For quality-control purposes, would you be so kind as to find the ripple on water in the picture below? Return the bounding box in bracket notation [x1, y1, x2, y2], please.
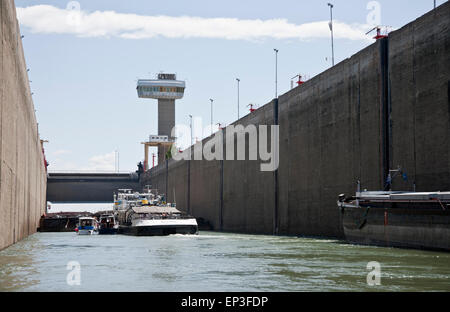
[0, 232, 449, 291]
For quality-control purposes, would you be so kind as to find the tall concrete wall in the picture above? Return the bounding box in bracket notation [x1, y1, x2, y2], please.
[222, 101, 276, 234]
[277, 41, 385, 237]
[389, 4, 450, 192]
[0, 0, 47, 250]
[142, 2, 450, 238]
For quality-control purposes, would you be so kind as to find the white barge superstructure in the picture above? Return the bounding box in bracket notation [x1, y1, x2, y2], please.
[114, 189, 198, 236]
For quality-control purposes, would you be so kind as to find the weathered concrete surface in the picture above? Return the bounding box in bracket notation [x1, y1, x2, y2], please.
[222, 101, 276, 234]
[145, 102, 277, 234]
[46, 173, 140, 202]
[389, 3, 450, 192]
[141, 2, 450, 239]
[0, 0, 47, 250]
[277, 41, 384, 237]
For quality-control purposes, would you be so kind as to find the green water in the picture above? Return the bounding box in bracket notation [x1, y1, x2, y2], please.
[0, 232, 448, 292]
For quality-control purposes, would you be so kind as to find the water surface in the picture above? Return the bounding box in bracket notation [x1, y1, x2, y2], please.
[0, 232, 448, 291]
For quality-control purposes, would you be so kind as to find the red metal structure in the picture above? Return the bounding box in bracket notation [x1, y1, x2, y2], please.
[366, 26, 389, 40]
[248, 104, 256, 113]
[40, 140, 49, 171]
[291, 74, 306, 89]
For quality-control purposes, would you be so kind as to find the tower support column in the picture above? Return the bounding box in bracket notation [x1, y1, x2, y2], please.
[158, 99, 175, 164]
[144, 144, 149, 171]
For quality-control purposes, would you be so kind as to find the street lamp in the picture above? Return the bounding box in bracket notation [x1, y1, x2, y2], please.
[327, 3, 335, 67]
[236, 78, 240, 120]
[209, 99, 214, 136]
[115, 150, 119, 173]
[274, 49, 279, 98]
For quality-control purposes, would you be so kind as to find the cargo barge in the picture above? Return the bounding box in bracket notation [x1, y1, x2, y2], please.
[338, 190, 450, 251]
[114, 189, 198, 236]
[38, 212, 87, 232]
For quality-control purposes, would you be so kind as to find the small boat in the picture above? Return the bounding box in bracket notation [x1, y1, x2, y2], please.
[75, 217, 99, 235]
[98, 214, 118, 235]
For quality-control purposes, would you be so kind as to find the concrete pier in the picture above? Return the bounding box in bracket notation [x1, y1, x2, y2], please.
[141, 2, 450, 238]
[0, 0, 47, 250]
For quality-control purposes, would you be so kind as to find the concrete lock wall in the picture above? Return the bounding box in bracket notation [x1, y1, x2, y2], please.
[277, 41, 385, 237]
[0, 0, 47, 251]
[389, 4, 450, 192]
[141, 3, 450, 238]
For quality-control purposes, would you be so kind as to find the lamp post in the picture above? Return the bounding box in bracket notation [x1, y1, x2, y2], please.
[115, 150, 119, 173]
[328, 3, 335, 67]
[209, 99, 214, 136]
[274, 49, 279, 98]
[236, 78, 240, 120]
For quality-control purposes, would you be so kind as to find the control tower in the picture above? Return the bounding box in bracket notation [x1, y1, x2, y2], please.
[137, 73, 185, 166]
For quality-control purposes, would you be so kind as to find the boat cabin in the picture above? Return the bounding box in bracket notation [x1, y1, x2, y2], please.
[78, 217, 97, 229]
[99, 215, 116, 229]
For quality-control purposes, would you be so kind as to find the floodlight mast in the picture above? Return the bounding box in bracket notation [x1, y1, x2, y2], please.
[327, 3, 335, 67]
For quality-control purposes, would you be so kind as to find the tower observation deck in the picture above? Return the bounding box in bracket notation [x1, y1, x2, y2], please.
[137, 73, 186, 166]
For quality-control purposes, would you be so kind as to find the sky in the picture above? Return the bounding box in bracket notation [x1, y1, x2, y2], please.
[15, 0, 447, 172]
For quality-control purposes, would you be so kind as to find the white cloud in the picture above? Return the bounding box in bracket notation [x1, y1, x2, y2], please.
[47, 151, 119, 172]
[16, 5, 372, 41]
[86, 151, 116, 171]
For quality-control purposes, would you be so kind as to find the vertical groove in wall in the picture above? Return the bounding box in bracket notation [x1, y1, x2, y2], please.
[412, 24, 418, 188]
[387, 39, 393, 175]
[380, 38, 390, 189]
[448, 79, 450, 179]
[187, 159, 191, 215]
[358, 61, 362, 180]
[448, 78, 450, 182]
[273, 99, 279, 235]
[219, 159, 224, 231]
[165, 159, 168, 200]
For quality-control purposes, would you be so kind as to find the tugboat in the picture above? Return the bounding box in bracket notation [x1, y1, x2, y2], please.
[338, 181, 450, 251]
[75, 217, 99, 235]
[98, 214, 118, 235]
[114, 189, 198, 236]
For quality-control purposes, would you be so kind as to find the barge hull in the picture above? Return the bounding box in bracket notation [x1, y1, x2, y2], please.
[342, 206, 450, 251]
[99, 228, 118, 235]
[118, 225, 198, 236]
